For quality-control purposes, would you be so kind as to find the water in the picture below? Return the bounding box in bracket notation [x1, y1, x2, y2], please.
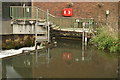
[1, 39, 118, 78]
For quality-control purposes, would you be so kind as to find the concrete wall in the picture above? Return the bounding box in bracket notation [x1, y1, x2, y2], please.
[2, 20, 13, 35]
[12, 24, 46, 34]
[12, 24, 35, 34]
[32, 2, 119, 33]
[1, 2, 31, 35]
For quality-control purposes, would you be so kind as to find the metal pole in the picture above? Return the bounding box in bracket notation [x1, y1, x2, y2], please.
[35, 49, 38, 64]
[82, 22, 85, 45]
[47, 9, 50, 43]
[23, 4, 26, 24]
[82, 41, 85, 61]
[85, 32, 87, 46]
[82, 22, 85, 61]
[47, 48, 50, 64]
[10, 6, 11, 17]
[82, 32, 85, 44]
[35, 8, 39, 49]
[35, 23, 37, 49]
[36, 8, 39, 21]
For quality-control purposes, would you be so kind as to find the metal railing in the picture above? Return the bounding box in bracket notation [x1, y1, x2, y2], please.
[10, 6, 46, 20]
[10, 6, 95, 30]
[49, 14, 95, 30]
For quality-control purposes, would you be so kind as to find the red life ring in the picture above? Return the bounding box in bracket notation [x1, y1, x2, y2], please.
[62, 8, 72, 17]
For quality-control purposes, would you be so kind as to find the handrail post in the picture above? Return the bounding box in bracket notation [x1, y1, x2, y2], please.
[82, 22, 85, 45]
[47, 9, 50, 43]
[10, 6, 11, 18]
[82, 21, 85, 61]
[23, 5, 26, 24]
[35, 7, 39, 49]
[36, 7, 39, 21]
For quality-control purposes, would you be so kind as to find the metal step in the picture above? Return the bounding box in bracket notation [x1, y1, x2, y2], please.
[38, 19, 46, 22]
[37, 22, 46, 26]
[51, 24, 56, 28]
[36, 36, 48, 42]
[36, 31, 47, 34]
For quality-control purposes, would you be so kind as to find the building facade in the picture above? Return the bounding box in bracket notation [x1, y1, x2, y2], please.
[32, 2, 119, 35]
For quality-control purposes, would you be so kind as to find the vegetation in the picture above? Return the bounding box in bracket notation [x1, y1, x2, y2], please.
[90, 26, 120, 53]
[2, 35, 35, 49]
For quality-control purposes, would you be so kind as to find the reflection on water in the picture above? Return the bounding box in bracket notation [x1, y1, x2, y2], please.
[1, 39, 118, 78]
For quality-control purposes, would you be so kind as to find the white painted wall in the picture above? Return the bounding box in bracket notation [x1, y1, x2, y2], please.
[12, 24, 47, 34]
[13, 24, 35, 34]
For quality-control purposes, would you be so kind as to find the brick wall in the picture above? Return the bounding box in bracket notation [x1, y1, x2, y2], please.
[32, 2, 118, 33]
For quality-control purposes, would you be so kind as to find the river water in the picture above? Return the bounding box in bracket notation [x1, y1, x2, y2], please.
[0, 39, 118, 78]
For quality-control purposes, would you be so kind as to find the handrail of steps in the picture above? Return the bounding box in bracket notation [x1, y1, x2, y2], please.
[10, 6, 96, 32]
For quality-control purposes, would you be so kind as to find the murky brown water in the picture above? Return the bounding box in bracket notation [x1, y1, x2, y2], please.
[1, 39, 118, 78]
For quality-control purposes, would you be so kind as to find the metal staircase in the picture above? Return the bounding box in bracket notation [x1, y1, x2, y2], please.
[35, 21, 50, 49]
[34, 9, 50, 49]
[10, 6, 51, 49]
[10, 6, 96, 49]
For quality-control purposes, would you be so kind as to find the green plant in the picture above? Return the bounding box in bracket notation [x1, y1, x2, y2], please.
[108, 40, 120, 53]
[90, 27, 119, 53]
[5, 39, 15, 49]
[24, 36, 33, 47]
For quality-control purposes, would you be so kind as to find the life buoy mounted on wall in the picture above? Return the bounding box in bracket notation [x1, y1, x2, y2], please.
[62, 8, 72, 17]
